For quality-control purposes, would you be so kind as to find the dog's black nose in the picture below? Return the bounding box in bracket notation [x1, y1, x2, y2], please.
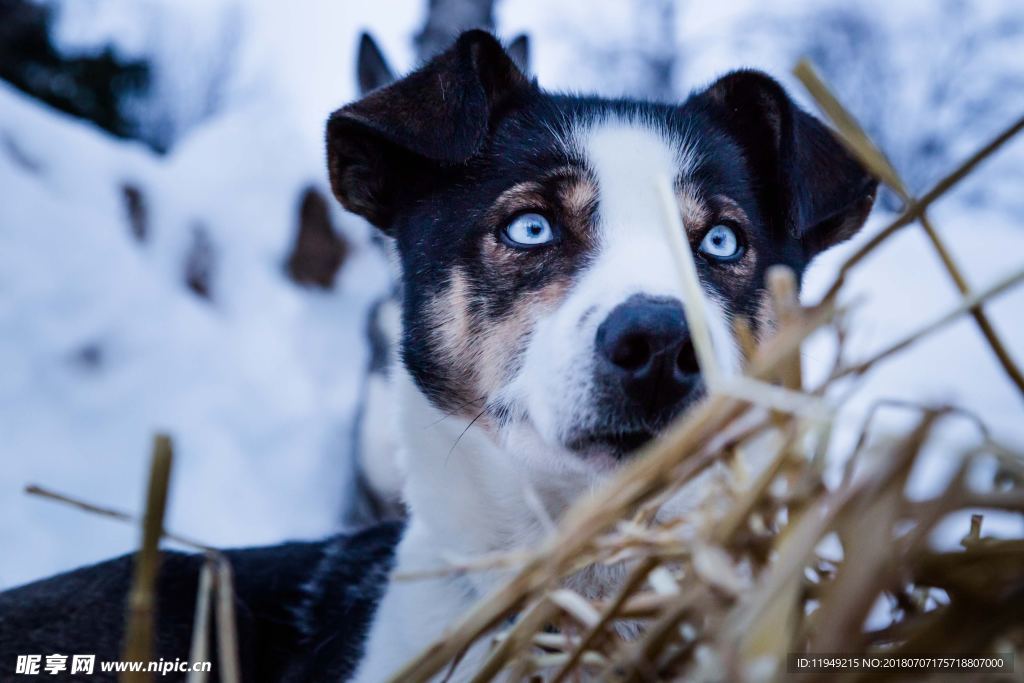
[595, 295, 700, 413]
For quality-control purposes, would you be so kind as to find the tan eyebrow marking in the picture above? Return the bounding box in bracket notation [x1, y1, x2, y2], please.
[493, 181, 546, 211]
[485, 181, 547, 228]
[677, 182, 710, 232]
[713, 194, 751, 225]
[558, 175, 598, 217]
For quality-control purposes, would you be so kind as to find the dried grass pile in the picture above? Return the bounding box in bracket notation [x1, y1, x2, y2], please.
[27, 62, 1024, 682]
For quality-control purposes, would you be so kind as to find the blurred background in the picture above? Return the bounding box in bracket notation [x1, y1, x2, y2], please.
[1, 0, 1022, 590]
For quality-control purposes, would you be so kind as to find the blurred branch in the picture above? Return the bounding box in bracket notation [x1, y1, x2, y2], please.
[25, 484, 214, 552]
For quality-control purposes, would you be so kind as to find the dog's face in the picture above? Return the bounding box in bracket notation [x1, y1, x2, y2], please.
[328, 32, 875, 468]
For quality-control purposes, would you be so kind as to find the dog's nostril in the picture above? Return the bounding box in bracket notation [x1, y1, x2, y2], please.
[676, 338, 699, 375]
[610, 333, 650, 371]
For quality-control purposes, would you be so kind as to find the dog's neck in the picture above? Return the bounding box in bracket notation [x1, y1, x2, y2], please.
[395, 367, 600, 581]
[353, 369, 612, 682]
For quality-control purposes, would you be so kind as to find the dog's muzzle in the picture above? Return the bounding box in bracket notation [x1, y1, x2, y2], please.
[574, 294, 703, 456]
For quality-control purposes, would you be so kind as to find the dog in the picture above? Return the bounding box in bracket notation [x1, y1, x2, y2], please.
[326, 30, 875, 681]
[0, 30, 875, 682]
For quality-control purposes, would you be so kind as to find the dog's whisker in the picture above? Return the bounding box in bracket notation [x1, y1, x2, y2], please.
[445, 406, 489, 464]
[425, 395, 488, 428]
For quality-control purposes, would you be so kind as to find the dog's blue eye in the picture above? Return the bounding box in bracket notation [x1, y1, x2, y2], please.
[503, 213, 554, 247]
[699, 224, 741, 261]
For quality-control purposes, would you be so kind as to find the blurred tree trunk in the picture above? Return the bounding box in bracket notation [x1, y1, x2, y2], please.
[415, 0, 495, 60]
[645, 0, 677, 101]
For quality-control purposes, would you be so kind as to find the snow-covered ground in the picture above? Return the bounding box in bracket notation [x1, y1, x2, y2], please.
[2, 0, 1021, 589]
[0, 0, 422, 588]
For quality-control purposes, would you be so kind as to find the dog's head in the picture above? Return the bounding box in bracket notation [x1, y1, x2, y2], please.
[328, 31, 875, 467]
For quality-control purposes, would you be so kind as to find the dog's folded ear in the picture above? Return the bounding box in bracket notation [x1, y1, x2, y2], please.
[696, 70, 877, 257]
[327, 30, 532, 231]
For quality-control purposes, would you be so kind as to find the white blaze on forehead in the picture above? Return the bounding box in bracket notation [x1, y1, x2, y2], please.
[583, 121, 687, 244]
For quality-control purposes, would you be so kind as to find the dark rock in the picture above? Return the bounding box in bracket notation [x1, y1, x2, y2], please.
[285, 187, 348, 289]
[184, 223, 216, 300]
[121, 183, 147, 242]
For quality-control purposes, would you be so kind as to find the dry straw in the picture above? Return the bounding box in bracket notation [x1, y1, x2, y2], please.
[24, 62, 1024, 682]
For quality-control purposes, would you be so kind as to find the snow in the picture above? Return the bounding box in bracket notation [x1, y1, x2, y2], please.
[2, 0, 1022, 588]
[0, 0, 418, 588]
